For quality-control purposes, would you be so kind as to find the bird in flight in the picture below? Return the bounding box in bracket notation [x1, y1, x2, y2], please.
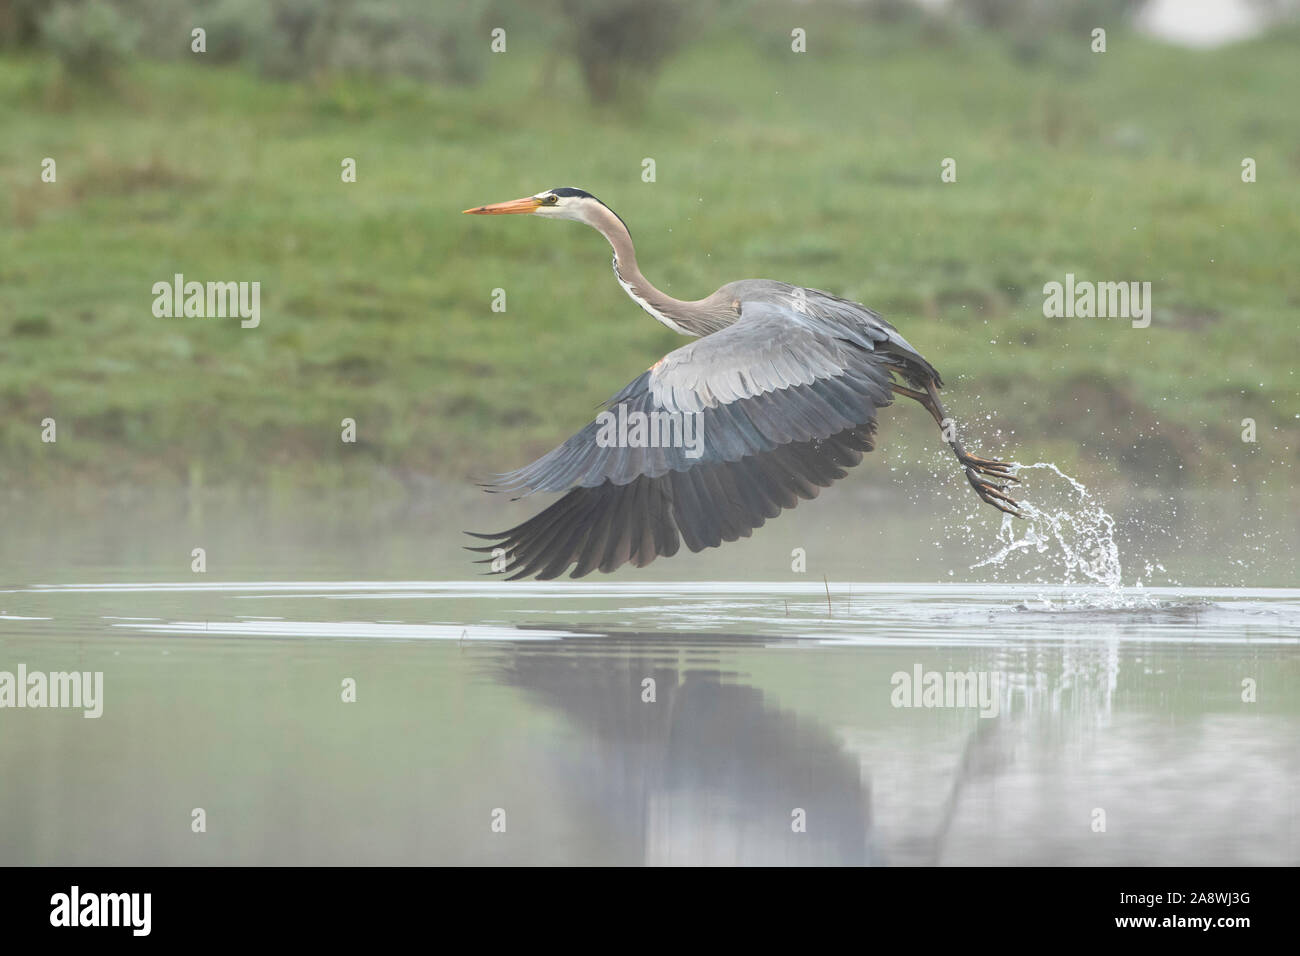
[463, 187, 1021, 580]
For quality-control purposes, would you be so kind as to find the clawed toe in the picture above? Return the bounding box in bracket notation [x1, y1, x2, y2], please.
[965, 467, 1024, 518]
[959, 453, 1020, 483]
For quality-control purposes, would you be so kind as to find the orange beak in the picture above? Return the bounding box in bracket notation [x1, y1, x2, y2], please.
[462, 196, 542, 215]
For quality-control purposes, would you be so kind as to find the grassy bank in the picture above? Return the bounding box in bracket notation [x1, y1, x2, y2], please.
[1, 18, 1297, 497]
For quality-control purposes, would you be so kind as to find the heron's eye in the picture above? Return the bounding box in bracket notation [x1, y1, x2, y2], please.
[543, 194, 559, 205]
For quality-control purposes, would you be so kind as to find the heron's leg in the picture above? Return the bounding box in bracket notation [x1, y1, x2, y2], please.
[892, 380, 1024, 517]
[920, 380, 1019, 477]
[890, 383, 932, 410]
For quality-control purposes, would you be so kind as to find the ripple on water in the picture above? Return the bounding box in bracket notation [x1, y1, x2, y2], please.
[3, 580, 1298, 646]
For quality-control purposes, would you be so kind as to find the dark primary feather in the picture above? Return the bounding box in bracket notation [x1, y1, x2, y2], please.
[469, 288, 940, 580]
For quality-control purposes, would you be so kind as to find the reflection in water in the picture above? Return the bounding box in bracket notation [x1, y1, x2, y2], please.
[0, 581, 1296, 865]
[921, 718, 1017, 867]
[495, 637, 872, 865]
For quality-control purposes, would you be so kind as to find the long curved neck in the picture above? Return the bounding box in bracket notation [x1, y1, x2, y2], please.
[586, 203, 733, 337]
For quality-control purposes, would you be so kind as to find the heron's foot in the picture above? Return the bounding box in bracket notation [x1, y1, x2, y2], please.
[956, 450, 1020, 483]
[965, 467, 1024, 518]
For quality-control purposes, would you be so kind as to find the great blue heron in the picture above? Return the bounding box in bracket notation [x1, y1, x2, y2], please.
[463, 187, 1021, 580]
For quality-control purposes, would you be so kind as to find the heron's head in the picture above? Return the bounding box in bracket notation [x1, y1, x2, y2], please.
[462, 187, 618, 227]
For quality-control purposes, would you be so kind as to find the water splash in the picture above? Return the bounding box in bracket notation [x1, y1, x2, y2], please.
[971, 462, 1130, 604]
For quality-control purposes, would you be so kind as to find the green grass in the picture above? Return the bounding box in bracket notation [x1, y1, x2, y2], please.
[2, 17, 1298, 495]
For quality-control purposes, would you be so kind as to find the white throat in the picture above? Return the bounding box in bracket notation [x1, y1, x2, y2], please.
[612, 255, 689, 335]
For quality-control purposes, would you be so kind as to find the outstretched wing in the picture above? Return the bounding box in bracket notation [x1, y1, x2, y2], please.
[469, 295, 928, 580]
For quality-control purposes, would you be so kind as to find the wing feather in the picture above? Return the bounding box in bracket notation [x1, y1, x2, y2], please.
[470, 292, 932, 579]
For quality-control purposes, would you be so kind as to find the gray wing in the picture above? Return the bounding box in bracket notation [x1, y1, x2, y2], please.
[469, 295, 936, 580]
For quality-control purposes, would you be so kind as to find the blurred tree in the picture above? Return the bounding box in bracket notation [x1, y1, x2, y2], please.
[556, 0, 691, 104]
[1244, 0, 1300, 21]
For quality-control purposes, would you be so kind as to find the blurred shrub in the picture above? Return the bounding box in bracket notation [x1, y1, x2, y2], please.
[0, 0, 47, 50]
[192, 0, 278, 65]
[952, 0, 1148, 65]
[953, 0, 1148, 32]
[556, 0, 690, 104]
[25, 0, 491, 85]
[39, 0, 139, 80]
[191, 0, 490, 84]
[862, 0, 927, 23]
[318, 0, 485, 84]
